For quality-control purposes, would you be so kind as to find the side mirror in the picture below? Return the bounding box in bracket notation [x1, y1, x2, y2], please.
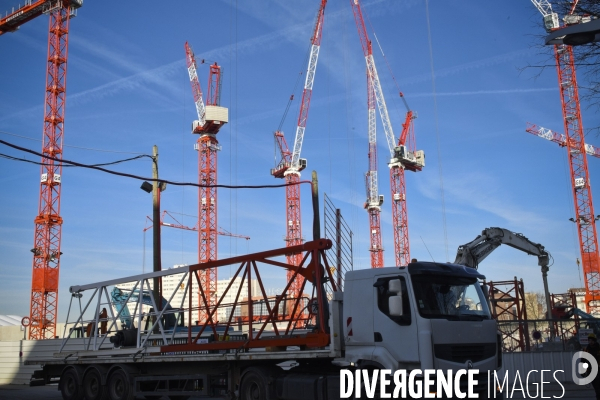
[388, 279, 404, 317]
[388, 279, 402, 295]
[389, 295, 403, 317]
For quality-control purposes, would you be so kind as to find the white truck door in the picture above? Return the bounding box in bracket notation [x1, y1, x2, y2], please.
[372, 276, 420, 368]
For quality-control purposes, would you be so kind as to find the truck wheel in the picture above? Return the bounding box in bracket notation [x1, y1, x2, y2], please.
[239, 369, 271, 400]
[108, 369, 133, 400]
[60, 368, 82, 400]
[83, 368, 107, 400]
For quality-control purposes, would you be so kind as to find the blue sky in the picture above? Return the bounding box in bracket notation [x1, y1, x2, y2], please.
[1, 0, 599, 320]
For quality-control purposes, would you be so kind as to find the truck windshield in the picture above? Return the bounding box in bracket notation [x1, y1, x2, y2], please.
[411, 276, 491, 320]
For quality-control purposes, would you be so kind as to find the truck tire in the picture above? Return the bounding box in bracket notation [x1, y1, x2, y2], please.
[83, 368, 108, 400]
[239, 369, 273, 400]
[107, 369, 133, 400]
[60, 368, 83, 400]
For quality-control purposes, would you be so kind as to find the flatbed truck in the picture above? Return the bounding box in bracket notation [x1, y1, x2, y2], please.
[27, 239, 501, 400]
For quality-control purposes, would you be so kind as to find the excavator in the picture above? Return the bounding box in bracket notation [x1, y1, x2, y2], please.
[454, 227, 550, 271]
[453, 227, 600, 349]
[454, 227, 552, 322]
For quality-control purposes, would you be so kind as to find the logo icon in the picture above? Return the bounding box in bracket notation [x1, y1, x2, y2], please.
[572, 351, 599, 385]
[466, 360, 474, 370]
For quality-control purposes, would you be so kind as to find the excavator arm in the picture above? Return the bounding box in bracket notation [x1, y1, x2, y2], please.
[455, 227, 550, 270]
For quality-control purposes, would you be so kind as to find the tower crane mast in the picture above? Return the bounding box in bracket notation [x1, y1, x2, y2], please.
[530, 0, 600, 313]
[350, 0, 424, 267]
[351, 0, 385, 268]
[1, 0, 82, 340]
[390, 110, 422, 266]
[271, 0, 326, 298]
[185, 42, 228, 323]
[364, 73, 384, 268]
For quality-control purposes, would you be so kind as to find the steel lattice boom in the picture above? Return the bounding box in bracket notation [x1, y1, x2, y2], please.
[61, 239, 337, 355]
[526, 123, 600, 159]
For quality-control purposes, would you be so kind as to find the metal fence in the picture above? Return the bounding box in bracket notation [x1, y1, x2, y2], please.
[497, 318, 582, 352]
[323, 193, 353, 291]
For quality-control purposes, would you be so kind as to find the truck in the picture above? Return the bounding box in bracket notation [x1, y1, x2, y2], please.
[26, 237, 502, 400]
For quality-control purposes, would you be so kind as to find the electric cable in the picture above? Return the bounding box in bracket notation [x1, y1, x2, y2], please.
[0, 152, 148, 167]
[0, 139, 307, 189]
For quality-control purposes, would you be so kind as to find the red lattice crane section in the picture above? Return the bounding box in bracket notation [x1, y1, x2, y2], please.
[526, 121, 599, 313]
[390, 111, 421, 267]
[272, 0, 326, 297]
[2, 0, 82, 340]
[185, 42, 228, 323]
[530, 0, 600, 314]
[552, 48, 599, 314]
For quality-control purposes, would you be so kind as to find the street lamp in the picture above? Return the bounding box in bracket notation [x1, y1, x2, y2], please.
[140, 181, 152, 193]
[545, 18, 600, 46]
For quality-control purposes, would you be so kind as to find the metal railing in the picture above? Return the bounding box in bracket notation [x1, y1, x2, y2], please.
[497, 318, 583, 352]
[323, 193, 353, 291]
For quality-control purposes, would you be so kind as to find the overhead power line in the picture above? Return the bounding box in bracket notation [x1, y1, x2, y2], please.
[0, 152, 148, 167]
[0, 139, 305, 190]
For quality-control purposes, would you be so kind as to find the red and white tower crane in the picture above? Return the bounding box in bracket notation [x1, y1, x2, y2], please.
[531, 0, 600, 313]
[1, 0, 82, 340]
[185, 42, 228, 323]
[350, 0, 424, 268]
[271, 0, 326, 299]
[391, 108, 422, 267]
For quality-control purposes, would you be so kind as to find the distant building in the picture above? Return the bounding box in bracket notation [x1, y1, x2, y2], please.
[0, 315, 26, 341]
[0, 315, 22, 327]
[216, 277, 260, 321]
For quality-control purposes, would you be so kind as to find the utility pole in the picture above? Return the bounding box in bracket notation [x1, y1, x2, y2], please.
[152, 145, 161, 312]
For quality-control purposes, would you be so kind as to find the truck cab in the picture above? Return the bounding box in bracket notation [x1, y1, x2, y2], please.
[342, 261, 500, 393]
